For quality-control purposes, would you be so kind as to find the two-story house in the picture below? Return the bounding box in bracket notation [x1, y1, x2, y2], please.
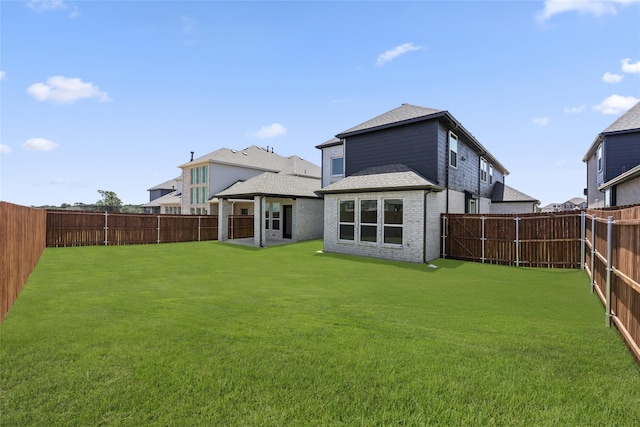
[316, 103, 536, 263]
[583, 101, 640, 208]
[142, 177, 181, 214]
[179, 145, 323, 245]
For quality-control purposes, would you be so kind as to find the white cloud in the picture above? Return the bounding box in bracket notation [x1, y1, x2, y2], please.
[602, 72, 623, 83]
[22, 137, 59, 152]
[376, 43, 422, 67]
[537, 0, 639, 22]
[27, 76, 110, 104]
[563, 105, 585, 113]
[593, 94, 640, 114]
[250, 123, 287, 139]
[27, 0, 68, 12]
[621, 58, 640, 73]
[0, 144, 12, 154]
[0, 71, 6, 81]
[532, 117, 550, 126]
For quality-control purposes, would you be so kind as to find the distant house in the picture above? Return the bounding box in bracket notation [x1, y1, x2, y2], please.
[178, 145, 320, 216]
[540, 197, 586, 213]
[490, 182, 539, 214]
[142, 177, 181, 214]
[317, 103, 537, 263]
[583, 101, 640, 208]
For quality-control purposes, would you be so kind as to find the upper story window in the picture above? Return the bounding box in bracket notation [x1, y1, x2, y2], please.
[190, 165, 209, 184]
[480, 158, 488, 182]
[449, 132, 458, 168]
[597, 144, 603, 171]
[489, 165, 493, 184]
[331, 157, 344, 176]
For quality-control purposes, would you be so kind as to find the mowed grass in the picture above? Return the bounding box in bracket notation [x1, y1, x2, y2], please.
[1, 241, 639, 426]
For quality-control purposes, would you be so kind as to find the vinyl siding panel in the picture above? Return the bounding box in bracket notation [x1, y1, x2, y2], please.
[604, 132, 640, 182]
[345, 121, 440, 184]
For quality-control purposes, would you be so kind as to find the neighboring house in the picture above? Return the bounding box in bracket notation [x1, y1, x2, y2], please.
[177, 145, 320, 216]
[583, 101, 640, 208]
[490, 182, 539, 214]
[142, 177, 181, 214]
[317, 103, 534, 263]
[539, 203, 562, 213]
[539, 197, 586, 213]
[562, 197, 587, 211]
[215, 172, 323, 246]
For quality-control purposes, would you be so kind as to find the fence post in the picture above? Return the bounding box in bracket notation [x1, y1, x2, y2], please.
[104, 211, 108, 246]
[605, 216, 613, 327]
[441, 215, 447, 258]
[157, 215, 161, 244]
[198, 216, 201, 242]
[590, 214, 596, 293]
[481, 216, 485, 263]
[514, 217, 520, 267]
[580, 211, 585, 269]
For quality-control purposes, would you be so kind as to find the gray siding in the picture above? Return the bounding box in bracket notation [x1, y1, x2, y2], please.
[345, 121, 440, 184]
[604, 132, 640, 182]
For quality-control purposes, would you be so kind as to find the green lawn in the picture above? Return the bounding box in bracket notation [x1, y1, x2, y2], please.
[2, 240, 639, 426]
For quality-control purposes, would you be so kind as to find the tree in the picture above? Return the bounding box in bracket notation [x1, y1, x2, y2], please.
[96, 190, 123, 212]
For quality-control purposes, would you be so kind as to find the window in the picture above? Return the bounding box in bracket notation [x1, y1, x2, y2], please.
[241, 208, 249, 215]
[331, 157, 344, 176]
[449, 131, 458, 168]
[480, 158, 488, 182]
[272, 202, 281, 230]
[360, 200, 378, 243]
[489, 165, 493, 184]
[339, 200, 355, 240]
[383, 199, 403, 245]
[468, 199, 477, 214]
[265, 203, 270, 229]
[597, 144, 603, 171]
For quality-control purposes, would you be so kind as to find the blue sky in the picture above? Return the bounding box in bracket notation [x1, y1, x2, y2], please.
[1, 0, 639, 207]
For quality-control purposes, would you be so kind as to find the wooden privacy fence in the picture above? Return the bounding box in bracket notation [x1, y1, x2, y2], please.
[227, 215, 254, 239]
[441, 212, 582, 268]
[47, 211, 219, 247]
[1, 202, 46, 323]
[584, 206, 640, 363]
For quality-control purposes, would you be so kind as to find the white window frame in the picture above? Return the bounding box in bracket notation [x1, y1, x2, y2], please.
[480, 158, 488, 182]
[359, 199, 378, 243]
[383, 199, 403, 246]
[449, 131, 458, 168]
[597, 144, 603, 171]
[338, 200, 355, 241]
[330, 157, 344, 177]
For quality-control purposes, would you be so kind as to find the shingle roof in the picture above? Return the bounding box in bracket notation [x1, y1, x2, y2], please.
[318, 164, 444, 194]
[603, 101, 640, 133]
[336, 104, 443, 137]
[141, 190, 181, 207]
[214, 172, 322, 199]
[178, 145, 321, 178]
[147, 177, 179, 191]
[315, 137, 342, 149]
[584, 101, 640, 161]
[491, 182, 539, 203]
